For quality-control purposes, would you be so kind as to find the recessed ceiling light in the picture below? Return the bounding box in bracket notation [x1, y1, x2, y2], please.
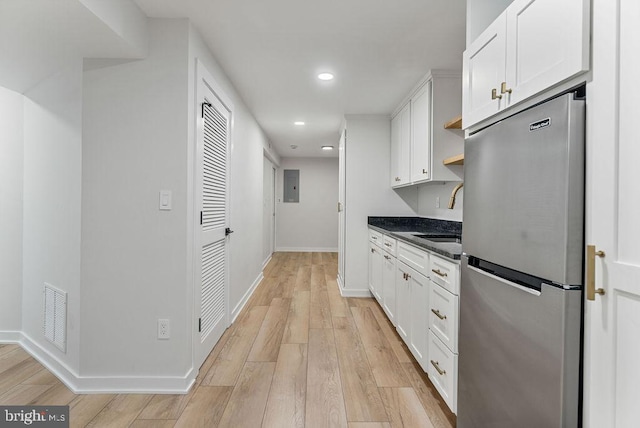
[294, 121, 305, 126]
[322, 145, 334, 151]
[318, 72, 334, 81]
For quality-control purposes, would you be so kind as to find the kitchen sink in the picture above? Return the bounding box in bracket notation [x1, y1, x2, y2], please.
[412, 234, 461, 243]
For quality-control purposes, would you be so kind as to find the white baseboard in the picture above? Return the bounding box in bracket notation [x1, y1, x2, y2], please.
[12, 333, 196, 394]
[262, 254, 272, 270]
[339, 288, 373, 298]
[275, 247, 338, 253]
[231, 272, 263, 323]
[0, 331, 22, 343]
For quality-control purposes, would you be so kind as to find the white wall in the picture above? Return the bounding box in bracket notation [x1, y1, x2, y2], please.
[416, 182, 463, 222]
[81, 20, 190, 378]
[0, 86, 24, 333]
[276, 157, 339, 252]
[22, 60, 84, 373]
[343, 115, 417, 295]
[188, 23, 273, 320]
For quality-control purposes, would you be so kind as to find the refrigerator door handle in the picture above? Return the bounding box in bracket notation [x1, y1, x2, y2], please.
[466, 265, 542, 296]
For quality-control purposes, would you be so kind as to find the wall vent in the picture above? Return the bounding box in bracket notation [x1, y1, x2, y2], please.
[43, 283, 67, 352]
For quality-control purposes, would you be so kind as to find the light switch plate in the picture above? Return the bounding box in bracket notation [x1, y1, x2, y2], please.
[159, 190, 172, 210]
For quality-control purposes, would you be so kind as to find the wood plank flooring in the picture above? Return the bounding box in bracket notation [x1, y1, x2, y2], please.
[0, 252, 455, 427]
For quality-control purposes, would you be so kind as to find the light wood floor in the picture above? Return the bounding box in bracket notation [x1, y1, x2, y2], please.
[0, 252, 455, 428]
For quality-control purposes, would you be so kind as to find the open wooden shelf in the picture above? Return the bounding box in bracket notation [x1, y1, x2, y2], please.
[443, 153, 464, 165]
[444, 115, 462, 129]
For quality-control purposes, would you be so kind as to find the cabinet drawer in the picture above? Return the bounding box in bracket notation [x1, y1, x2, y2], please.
[428, 331, 458, 413]
[429, 254, 459, 295]
[369, 229, 383, 247]
[382, 235, 397, 256]
[429, 282, 459, 353]
[397, 242, 429, 277]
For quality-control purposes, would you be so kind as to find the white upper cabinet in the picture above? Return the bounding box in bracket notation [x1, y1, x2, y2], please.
[390, 102, 411, 186]
[410, 82, 432, 183]
[463, 0, 590, 128]
[391, 70, 464, 189]
[462, 13, 507, 127]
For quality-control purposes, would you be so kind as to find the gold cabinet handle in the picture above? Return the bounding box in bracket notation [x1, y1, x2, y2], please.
[500, 81, 512, 94]
[587, 245, 605, 301]
[491, 88, 502, 100]
[430, 360, 446, 376]
[384, 242, 392, 247]
[395, 177, 401, 182]
[431, 308, 447, 320]
[371, 248, 375, 253]
[422, 169, 428, 174]
[431, 269, 448, 278]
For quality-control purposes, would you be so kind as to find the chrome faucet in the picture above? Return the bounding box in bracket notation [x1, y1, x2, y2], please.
[448, 182, 464, 209]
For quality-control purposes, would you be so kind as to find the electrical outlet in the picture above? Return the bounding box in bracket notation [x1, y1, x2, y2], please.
[158, 319, 170, 339]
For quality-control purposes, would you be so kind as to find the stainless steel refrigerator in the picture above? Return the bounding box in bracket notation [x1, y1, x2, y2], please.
[458, 91, 585, 427]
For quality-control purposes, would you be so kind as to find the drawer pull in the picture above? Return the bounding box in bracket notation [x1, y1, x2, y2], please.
[372, 236, 378, 240]
[431, 360, 446, 376]
[431, 308, 447, 320]
[384, 255, 391, 260]
[384, 242, 392, 247]
[431, 268, 448, 278]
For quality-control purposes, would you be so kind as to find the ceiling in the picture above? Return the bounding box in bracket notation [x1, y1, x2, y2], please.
[134, 0, 467, 158]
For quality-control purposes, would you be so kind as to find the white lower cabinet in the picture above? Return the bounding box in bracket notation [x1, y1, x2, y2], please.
[368, 242, 383, 302]
[408, 266, 429, 371]
[428, 330, 458, 413]
[396, 261, 428, 370]
[382, 253, 397, 326]
[395, 263, 411, 342]
[368, 228, 460, 414]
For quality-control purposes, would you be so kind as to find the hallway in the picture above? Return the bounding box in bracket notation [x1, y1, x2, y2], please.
[0, 252, 455, 427]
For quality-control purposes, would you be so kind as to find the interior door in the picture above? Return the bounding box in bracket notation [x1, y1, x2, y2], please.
[194, 61, 232, 369]
[337, 129, 346, 288]
[584, 0, 640, 426]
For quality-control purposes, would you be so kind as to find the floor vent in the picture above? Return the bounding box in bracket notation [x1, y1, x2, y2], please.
[43, 283, 67, 352]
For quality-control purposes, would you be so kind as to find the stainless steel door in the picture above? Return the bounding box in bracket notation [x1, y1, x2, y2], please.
[463, 92, 585, 285]
[458, 255, 582, 428]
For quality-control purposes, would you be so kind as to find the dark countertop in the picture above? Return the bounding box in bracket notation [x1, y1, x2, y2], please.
[368, 217, 462, 260]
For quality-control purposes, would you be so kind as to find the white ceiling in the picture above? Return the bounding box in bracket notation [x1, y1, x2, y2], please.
[134, 0, 467, 158]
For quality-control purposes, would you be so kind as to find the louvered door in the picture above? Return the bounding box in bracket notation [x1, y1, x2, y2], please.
[194, 61, 232, 369]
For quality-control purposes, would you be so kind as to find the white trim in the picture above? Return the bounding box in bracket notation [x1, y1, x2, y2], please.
[2, 333, 197, 394]
[275, 247, 338, 253]
[262, 255, 272, 270]
[231, 272, 263, 323]
[339, 288, 374, 298]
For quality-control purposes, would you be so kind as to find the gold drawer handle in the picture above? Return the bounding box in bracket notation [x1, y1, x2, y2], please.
[384, 242, 392, 247]
[431, 269, 448, 278]
[586, 245, 605, 301]
[431, 308, 447, 320]
[431, 360, 446, 376]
